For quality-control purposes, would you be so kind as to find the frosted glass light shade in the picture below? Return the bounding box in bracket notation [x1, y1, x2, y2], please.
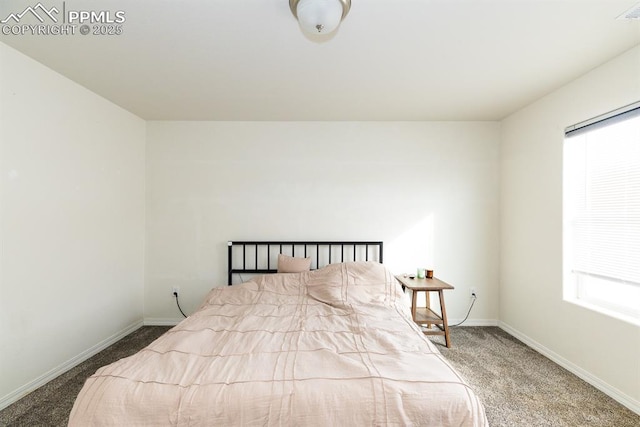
[296, 0, 344, 34]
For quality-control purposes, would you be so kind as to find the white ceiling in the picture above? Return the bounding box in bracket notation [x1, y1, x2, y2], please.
[1, 0, 639, 121]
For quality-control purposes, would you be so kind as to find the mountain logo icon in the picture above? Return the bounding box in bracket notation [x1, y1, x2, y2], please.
[1, 2, 59, 24]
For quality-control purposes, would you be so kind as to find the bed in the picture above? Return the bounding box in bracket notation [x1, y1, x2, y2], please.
[69, 241, 487, 426]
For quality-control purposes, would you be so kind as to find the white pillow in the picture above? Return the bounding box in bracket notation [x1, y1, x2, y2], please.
[277, 254, 312, 273]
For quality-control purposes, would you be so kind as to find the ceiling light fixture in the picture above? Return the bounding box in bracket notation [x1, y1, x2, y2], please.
[289, 0, 351, 35]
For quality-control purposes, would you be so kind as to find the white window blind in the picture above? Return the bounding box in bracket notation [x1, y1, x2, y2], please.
[563, 102, 640, 323]
[565, 105, 640, 286]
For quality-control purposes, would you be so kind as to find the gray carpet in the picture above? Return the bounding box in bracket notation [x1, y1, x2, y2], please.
[0, 326, 170, 427]
[433, 327, 639, 427]
[1, 326, 638, 426]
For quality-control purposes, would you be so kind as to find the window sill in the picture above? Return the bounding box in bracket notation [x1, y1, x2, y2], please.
[564, 297, 640, 327]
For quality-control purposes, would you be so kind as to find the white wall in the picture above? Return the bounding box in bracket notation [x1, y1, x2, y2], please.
[500, 45, 640, 410]
[0, 43, 146, 406]
[145, 121, 500, 324]
[2, 35, 637, 415]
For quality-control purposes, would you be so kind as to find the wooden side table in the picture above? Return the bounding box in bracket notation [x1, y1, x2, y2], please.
[395, 275, 455, 348]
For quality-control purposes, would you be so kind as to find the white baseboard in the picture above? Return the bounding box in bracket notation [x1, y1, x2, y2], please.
[498, 321, 640, 415]
[144, 318, 181, 326]
[0, 319, 143, 411]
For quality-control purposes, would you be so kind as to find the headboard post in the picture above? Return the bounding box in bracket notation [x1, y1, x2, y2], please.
[227, 241, 233, 288]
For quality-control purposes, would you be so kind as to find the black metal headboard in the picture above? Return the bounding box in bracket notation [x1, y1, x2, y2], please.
[228, 241, 383, 285]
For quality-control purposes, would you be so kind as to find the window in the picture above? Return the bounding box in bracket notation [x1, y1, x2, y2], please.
[563, 102, 640, 325]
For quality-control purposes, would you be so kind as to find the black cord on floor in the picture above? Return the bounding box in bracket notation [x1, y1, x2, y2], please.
[450, 295, 477, 327]
[174, 292, 187, 318]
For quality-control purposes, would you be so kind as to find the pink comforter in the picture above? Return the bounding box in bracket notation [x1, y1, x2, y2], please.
[69, 262, 487, 426]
